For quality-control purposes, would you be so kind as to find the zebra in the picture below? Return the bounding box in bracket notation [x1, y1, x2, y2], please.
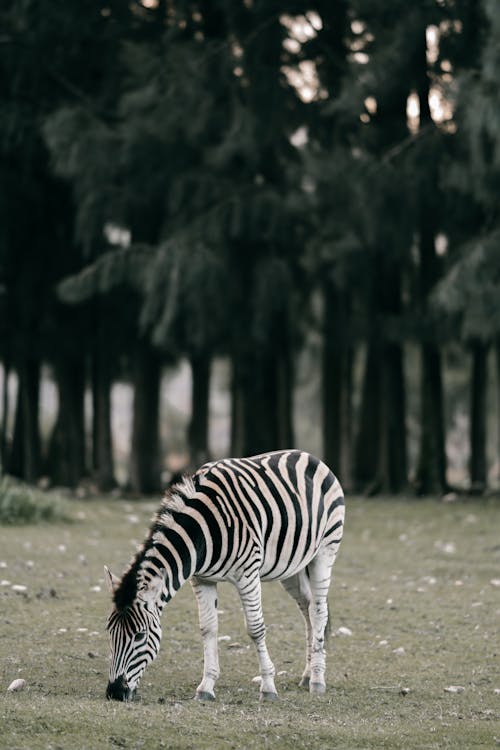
[105, 449, 345, 702]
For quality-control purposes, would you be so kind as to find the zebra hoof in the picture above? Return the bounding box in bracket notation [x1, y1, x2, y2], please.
[195, 691, 216, 702]
[310, 682, 326, 695]
[299, 676, 310, 689]
[260, 691, 279, 701]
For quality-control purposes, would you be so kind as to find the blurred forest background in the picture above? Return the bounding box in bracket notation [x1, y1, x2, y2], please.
[1, 0, 500, 497]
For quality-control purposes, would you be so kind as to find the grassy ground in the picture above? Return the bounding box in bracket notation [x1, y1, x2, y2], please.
[0, 495, 499, 750]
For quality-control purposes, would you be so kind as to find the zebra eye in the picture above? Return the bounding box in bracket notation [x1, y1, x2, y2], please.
[133, 631, 147, 644]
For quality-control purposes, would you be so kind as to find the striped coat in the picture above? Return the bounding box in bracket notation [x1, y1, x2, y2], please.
[105, 450, 345, 701]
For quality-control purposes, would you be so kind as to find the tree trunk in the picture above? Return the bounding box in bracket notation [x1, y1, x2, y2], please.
[378, 340, 407, 493]
[8, 374, 24, 478]
[322, 280, 352, 484]
[188, 353, 211, 467]
[469, 340, 488, 492]
[91, 347, 115, 491]
[47, 357, 86, 487]
[231, 338, 293, 459]
[353, 343, 381, 491]
[130, 341, 161, 494]
[415, 343, 447, 494]
[497, 338, 500, 486]
[354, 262, 407, 495]
[21, 358, 41, 483]
[0, 359, 10, 473]
[275, 348, 294, 450]
[413, 23, 447, 495]
[230, 355, 246, 457]
[8, 358, 41, 482]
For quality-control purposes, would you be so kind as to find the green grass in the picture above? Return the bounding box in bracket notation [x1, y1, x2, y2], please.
[1, 496, 499, 749]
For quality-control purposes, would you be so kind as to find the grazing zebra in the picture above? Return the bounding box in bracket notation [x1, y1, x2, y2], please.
[105, 449, 345, 702]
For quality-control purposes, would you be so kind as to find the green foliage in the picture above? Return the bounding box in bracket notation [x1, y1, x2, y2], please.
[140, 240, 228, 355]
[57, 245, 151, 304]
[433, 230, 500, 341]
[0, 476, 69, 525]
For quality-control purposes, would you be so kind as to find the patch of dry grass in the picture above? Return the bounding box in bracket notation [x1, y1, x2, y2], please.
[1, 496, 499, 749]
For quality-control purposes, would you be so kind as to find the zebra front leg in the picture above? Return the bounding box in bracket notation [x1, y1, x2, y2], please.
[307, 547, 336, 695]
[236, 574, 278, 701]
[191, 577, 220, 701]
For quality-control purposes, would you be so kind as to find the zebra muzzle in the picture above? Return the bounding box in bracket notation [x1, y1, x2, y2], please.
[106, 675, 135, 702]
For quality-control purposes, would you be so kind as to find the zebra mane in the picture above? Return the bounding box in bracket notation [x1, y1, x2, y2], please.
[112, 474, 196, 612]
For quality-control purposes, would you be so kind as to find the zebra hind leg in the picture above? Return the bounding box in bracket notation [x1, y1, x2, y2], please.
[236, 574, 278, 701]
[306, 545, 337, 695]
[191, 578, 220, 701]
[280, 571, 313, 689]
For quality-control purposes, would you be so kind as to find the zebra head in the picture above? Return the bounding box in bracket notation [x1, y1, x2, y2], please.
[104, 566, 163, 701]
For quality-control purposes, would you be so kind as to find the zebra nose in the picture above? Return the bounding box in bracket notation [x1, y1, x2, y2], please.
[106, 675, 134, 701]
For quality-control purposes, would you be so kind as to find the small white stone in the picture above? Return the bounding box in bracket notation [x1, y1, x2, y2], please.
[218, 635, 231, 642]
[90, 585, 101, 592]
[1, 580, 11, 586]
[490, 579, 500, 588]
[58, 544, 66, 552]
[0, 561, 7, 568]
[434, 540, 456, 555]
[392, 647, 405, 656]
[11, 585, 27, 592]
[336, 626, 353, 637]
[494, 688, 500, 695]
[444, 685, 465, 693]
[76, 628, 88, 633]
[252, 675, 262, 684]
[7, 679, 26, 692]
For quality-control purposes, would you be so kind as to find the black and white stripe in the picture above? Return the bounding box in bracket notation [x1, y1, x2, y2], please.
[105, 450, 345, 701]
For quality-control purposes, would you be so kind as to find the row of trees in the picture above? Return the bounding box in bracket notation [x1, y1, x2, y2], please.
[1, 0, 499, 495]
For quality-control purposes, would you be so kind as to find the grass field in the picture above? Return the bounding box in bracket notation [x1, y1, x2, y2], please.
[1, 495, 499, 749]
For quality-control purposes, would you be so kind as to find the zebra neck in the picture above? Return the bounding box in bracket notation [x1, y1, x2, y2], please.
[139, 519, 206, 604]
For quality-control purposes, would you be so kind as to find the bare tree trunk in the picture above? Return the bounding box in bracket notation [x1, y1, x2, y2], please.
[230, 354, 246, 457]
[379, 340, 407, 493]
[0, 359, 10, 473]
[188, 353, 211, 467]
[91, 345, 115, 491]
[415, 343, 447, 494]
[47, 357, 86, 487]
[354, 343, 381, 491]
[8, 358, 41, 482]
[276, 349, 294, 450]
[497, 339, 500, 486]
[469, 340, 488, 492]
[231, 341, 293, 459]
[322, 280, 352, 484]
[412, 25, 447, 495]
[130, 341, 161, 494]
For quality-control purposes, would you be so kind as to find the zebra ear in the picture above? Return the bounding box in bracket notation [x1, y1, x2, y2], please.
[137, 576, 164, 605]
[104, 565, 120, 594]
